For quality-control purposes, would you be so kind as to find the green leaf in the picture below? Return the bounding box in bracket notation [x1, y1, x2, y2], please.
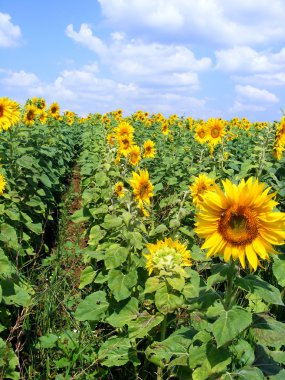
[128, 312, 164, 339]
[0, 223, 19, 250]
[155, 284, 184, 314]
[146, 327, 195, 368]
[104, 244, 129, 269]
[0, 249, 14, 275]
[38, 333, 58, 348]
[74, 291, 109, 321]
[95, 172, 108, 187]
[224, 367, 264, 380]
[235, 274, 284, 305]
[144, 277, 163, 294]
[25, 222, 42, 235]
[79, 266, 96, 289]
[88, 225, 107, 246]
[101, 214, 122, 230]
[106, 297, 138, 328]
[71, 208, 90, 223]
[212, 306, 252, 347]
[1, 280, 31, 307]
[98, 337, 132, 367]
[167, 275, 185, 291]
[272, 255, 285, 287]
[230, 339, 255, 367]
[108, 269, 137, 301]
[39, 173, 52, 188]
[251, 313, 285, 348]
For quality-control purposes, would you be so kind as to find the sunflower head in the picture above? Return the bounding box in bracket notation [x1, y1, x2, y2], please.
[24, 104, 38, 126]
[143, 139, 156, 158]
[0, 97, 20, 131]
[205, 118, 226, 145]
[195, 177, 285, 271]
[48, 102, 60, 116]
[189, 174, 215, 206]
[128, 145, 141, 166]
[130, 169, 154, 216]
[195, 122, 207, 144]
[145, 238, 191, 275]
[114, 181, 125, 198]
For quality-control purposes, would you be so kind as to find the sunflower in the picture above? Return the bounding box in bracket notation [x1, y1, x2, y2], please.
[144, 237, 191, 275]
[195, 122, 207, 144]
[118, 135, 133, 156]
[48, 102, 60, 117]
[161, 122, 169, 135]
[128, 145, 141, 166]
[273, 117, 285, 160]
[24, 104, 38, 126]
[114, 182, 125, 198]
[0, 97, 20, 131]
[143, 140, 156, 158]
[38, 110, 47, 125]
[115, 121, 134, 140]
[130, 169, 154, 216]
[205, 118, 226, 146]
[0, 174, 6, 195]
[189, 174, 215, 206]
[107, 133, 116, 145]
[195, 177, 285, 270]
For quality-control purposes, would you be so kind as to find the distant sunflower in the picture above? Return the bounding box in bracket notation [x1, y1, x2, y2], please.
[195, 122, 207, 144]
[0, 97, 20, 131]
[107, 133, 116, 145]
[130, 169, 154, 216]
[144, 238, 191, 275]
[143, 140, 156, 158]
[114, 182, 125, 198]
[24, 104, 38, 126]
[48, 102, 60, 117]
[205, 118, 226, 146]
[189, 174, 215, 206]
[118, 135, 133, 156]
[195, 177, 285, 270]
[128, 145, 141, 166]
[38, 110, 47, 125]
[161, 122, 169, 135]
[0, 174, 6, 195]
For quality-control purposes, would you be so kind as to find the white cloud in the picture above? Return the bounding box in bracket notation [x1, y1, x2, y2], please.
[0, 13, 21, 47]
[235, 85, 279, 103]
[65, 24, 212, 90]
[97, 0, 285, 46]
[229, 84, 279, 117]
[215, 46, 285, 73]
[0, 66, 209, 117]
[2, 70, 40, 87]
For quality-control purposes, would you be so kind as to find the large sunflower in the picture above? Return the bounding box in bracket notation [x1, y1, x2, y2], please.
[144, 237, 191, 275]
[0, 97, 20, 131]
[130, 169, 154, 216]
[115, 121, 134, 140]
[195, 177, 285, 270]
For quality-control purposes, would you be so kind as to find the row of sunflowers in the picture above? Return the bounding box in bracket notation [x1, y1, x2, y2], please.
[1, 96, 285, 379]
[68, 109, 285, 379]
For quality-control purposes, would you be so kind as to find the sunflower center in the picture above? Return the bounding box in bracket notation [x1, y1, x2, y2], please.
[139, 181, 150, 198]
[198, 130, 206, 138]
[0, 105, 4, 117]
[218, 206, 258, 245]
[27, 110, 35, 120]
[51, 107, 57, 114]
[211, 127, 220, 138]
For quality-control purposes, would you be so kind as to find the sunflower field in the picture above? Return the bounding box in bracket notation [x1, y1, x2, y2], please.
[1, 96, 285, 379]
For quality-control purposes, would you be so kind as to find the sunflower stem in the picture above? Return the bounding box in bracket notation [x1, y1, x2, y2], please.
[224, 259, 236, 310]
[156, 315, 168, 380]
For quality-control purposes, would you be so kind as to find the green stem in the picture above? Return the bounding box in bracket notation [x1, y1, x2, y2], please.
[156, 316, 167, 380]
[224, 260, 236, 310]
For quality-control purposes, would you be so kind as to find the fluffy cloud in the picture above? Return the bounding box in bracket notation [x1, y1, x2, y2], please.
[215, 46, 285, 73]
[229, 85, 279, 116]
[0, 13, 21, 47]
[66, 23, 211, 90]
[0, 66, 208, 117]
[97, 0, 285, 46]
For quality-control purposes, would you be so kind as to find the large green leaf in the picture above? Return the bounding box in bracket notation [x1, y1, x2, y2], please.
[251, 313, 285, 348]
[104, 244, 129, 269]
[97, 337, 133, 367]
[272, 255, 285, 287]
[235, 275, 283, 305]
[101, 214, 122, 230]
[74, 291, 109, 321]
[212, 306, 252, 347]
[155, 283, 184, 314]
[106, 297, 138, 328]
[108, 269, 137, 301]
[128, 312, 164, 339]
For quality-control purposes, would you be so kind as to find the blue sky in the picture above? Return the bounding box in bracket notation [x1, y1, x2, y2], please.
[1, 0, 285, 121]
